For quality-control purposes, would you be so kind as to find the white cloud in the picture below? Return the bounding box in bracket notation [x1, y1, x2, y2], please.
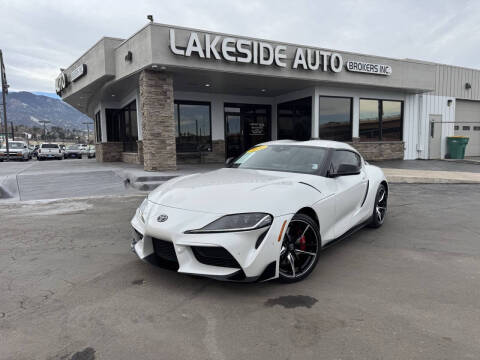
[1, 0, 479, 92]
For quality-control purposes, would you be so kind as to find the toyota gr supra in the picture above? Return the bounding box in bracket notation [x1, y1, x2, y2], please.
[131, 140, 388, 283]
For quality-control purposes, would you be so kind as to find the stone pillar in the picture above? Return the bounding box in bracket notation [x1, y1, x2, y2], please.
[139, 70, 176, 171]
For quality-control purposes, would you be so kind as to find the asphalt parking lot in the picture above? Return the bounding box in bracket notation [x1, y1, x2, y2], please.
[1, 183, 479, 360]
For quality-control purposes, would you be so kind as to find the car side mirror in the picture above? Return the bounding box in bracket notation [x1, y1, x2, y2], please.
[329, 164, 360, 178]
[225, 157, 235, 167]
[24, 145, 27, 148]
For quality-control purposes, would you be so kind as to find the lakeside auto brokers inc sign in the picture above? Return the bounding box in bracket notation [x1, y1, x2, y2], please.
[169, 29, 392, 76]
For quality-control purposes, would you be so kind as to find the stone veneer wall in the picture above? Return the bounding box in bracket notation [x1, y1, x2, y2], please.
[139, 70, 176, 171]
[349, 138, 404, 161]
[207, 140, 226, 162]
[121, 152, 141, 164]
[95, 142, 123, 162]
[137, 141, 144, 164]
[176, 140, 226, 164]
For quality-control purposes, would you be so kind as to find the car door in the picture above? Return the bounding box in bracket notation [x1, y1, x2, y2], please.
[329, 150, 368, 238]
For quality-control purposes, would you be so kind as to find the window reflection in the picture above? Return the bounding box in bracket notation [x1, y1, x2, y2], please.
[382, 101, 402, 141]
[319, 97, 352, 141]
[359, 99, 380, 141]
[175, 101, 211, 152]
[277, 97, 312, 141]
[359, 99, 402, 141]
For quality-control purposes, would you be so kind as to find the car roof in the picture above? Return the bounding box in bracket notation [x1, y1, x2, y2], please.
[258, 139, 357, 151]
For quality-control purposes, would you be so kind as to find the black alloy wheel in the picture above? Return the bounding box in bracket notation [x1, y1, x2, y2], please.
[369, 184, 387, 228]
[279, 213, 320, 283]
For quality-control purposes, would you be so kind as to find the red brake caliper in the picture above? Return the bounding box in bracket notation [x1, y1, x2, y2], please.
[299, 235, 306, 251]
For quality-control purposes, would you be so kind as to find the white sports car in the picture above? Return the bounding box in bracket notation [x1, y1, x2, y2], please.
[131, 140, 388, 283]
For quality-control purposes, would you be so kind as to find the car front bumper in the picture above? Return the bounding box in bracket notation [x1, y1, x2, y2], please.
[0, 152, 24, 159]
[130, 202, 291, 282]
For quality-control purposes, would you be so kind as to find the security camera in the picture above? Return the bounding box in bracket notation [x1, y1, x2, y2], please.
[147, 15, 153, 22]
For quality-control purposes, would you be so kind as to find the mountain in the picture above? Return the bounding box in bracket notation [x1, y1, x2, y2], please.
[4, 91, 91, 130]
[32, 92, 61, 99]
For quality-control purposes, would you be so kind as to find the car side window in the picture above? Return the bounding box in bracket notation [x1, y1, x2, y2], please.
[330, 150, 361, 173]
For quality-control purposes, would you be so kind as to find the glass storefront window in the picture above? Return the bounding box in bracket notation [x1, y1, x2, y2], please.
[105, 100, 138, 152]
[319, 96, 352, 141]
[277, 97, 312, 141]
[359, 99, 380, 141]
[175, 101, 212, 153]
[94, 111, 102, 143]
[359, 99, 402, 141]
[122, 101, 138, 152]
[382, 101, 402, 141]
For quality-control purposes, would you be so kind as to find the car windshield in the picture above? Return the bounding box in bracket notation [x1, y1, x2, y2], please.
[231, 145, 328, 175]
[42, 144, 58, 149]
[67, 145, 80, 150]
[8, 142, 24, 149]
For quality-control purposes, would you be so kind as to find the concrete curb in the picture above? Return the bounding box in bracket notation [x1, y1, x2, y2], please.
[386, 175, 480, 184]
[442, 159, 480, 165]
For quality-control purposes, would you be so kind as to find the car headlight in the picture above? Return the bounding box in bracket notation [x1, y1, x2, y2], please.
[186, 213, 272, 233]
[138, 198, 148, 223]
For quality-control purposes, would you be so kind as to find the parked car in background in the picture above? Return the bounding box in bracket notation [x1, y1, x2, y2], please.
[64, 144, 83, 159]
[27, 145, 35, 159]
[32, 145, 40, 158]
[37, 143, 63, 160]
[79, 144, 88, 156]
[87, 145, 96, 158]
[0, 141, 30, 161]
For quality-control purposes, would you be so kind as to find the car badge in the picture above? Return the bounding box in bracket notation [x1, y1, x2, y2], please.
[157, 214, 168, 222]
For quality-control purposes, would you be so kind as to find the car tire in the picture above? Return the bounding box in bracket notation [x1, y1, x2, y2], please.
[369, 184, 387, 228]
[278, 213, 321, 283]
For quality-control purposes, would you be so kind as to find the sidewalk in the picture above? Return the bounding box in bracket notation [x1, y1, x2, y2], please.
[382, 168, 480, 184]
[372, 159, 480, 184]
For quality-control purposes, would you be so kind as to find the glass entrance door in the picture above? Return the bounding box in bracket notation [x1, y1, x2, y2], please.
[225, 103, 271, 159]
[225, 113, 243, 159]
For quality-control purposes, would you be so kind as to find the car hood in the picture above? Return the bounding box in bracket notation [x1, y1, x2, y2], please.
[148, 168, 331, 216]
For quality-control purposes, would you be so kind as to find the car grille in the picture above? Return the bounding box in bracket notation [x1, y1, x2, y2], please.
[191, 246, 241, 268]
[152, 238, 178, 263]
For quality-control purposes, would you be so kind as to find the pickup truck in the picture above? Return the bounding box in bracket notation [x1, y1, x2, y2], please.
[37, 143, 63, 160]
[0, 141, 30, 161]
[64, 144, 83, 159]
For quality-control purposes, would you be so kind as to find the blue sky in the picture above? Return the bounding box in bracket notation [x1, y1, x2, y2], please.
[1, 0, 479, 93]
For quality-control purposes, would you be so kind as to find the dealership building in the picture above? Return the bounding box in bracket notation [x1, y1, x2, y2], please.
[56, 23, 480, 171]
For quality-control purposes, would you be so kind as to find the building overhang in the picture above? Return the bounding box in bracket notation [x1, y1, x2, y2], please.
[58, 23, 437, 114]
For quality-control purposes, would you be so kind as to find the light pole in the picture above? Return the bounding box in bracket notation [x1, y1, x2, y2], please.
[1, 49, 10, 161]
[39, 120, 50, 142]
[82, 122, 93, 144]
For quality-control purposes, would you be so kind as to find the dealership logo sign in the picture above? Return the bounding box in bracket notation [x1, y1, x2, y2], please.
[346, 60, 392, 76]
[169, 29, 344, 73]
[55, 72, 68, 95]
